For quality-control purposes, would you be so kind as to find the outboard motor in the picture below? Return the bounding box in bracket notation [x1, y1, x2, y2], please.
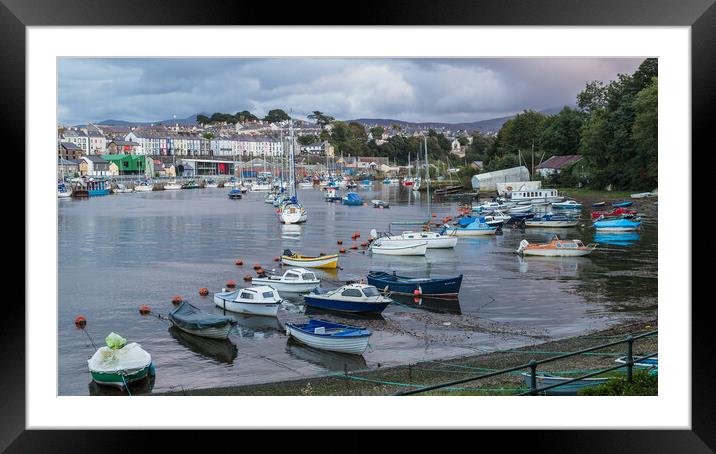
[283, 249, 293, 257]
[516, 239, 529, 255]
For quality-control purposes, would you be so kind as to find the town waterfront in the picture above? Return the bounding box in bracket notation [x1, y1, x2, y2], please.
[58, 185, 657, 395]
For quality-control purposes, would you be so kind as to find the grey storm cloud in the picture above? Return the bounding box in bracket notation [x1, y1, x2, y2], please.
[58, 57, 645, 125]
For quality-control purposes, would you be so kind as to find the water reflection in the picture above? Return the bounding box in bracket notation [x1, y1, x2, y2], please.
[593, 232, 641, 247]
[391, 294, 462, 314]
[88, 371, 156, 396]
[517, 255, 595, 276]
[304, 306, 386, 321]
[230, 313, 283, 337]
[169, 326, 238, 364]
[285, 341, 368, 372]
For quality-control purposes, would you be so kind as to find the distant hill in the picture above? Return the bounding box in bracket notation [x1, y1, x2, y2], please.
[83, 106, 571, 132]
[351, 106, 570, 134]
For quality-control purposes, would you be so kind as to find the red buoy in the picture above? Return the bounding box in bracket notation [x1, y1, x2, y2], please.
[235, 260, 244, 266]
[273, 256, 280, 262]
[139, 305, 151, 315]
[256, 268, 265, 274]
[243, 275, 252, 281]
[226, 279, 236, 288]
[354, 231, 360, 238]
[171, 295, 183, 305]
[360, 242, 368, 247]
[253, 263, 261, 270]
[413, 289, 422, 296]
[74, 315, 87, 328]
[199, 287, 209, 296]
[337, 240, 343, 245]
[351, 245, 358, 250]
[339, 248, 346, 253]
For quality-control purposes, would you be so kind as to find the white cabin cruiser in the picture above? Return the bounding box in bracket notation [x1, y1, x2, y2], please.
[369, 237, 428, 256]
[252, 268, 320, 293]
[376, 230, 458, 249]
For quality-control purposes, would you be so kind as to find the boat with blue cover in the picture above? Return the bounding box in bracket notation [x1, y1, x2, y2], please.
[285, 319, 372, 355]
[592, 218, 641, 232]
[523, 213, 579, 228]
[168, 301, 236, 339]
[342, 192, 365, 206]
[227, 188, 243, 199]
[440, 218, 499, 236]
[367, 271, 462, 298]
[303, 283, 392, 314]
[593, 232, 640, 246]
[612, 201, 634, 208]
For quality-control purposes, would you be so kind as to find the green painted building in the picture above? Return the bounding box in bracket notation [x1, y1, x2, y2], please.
[101, 154, 147, 175]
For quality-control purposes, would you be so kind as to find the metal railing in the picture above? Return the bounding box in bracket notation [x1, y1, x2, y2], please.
[395, 330, 657, 396]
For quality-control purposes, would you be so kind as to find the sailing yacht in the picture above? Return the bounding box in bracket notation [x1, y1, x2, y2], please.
[278, 117, 307, 224]
[402, 152, 414, 187]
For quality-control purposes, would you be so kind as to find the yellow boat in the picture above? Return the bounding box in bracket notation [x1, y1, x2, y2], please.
[281, 250, 338, 269]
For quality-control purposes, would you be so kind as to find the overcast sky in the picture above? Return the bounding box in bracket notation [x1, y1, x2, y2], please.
[58, 58, 644, 125]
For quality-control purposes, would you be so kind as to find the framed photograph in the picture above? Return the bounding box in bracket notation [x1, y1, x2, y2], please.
[8, 0, 711, 450]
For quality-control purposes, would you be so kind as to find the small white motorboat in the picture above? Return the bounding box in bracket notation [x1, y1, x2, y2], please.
[471, 201, 508, 212]
[214, 285, 283, 317]
[375, 229, 458, 249]
[524, 214, 580, 228]
[630, 192, 652, 199]
[303, 283, 392, 314]
[205, 179, 219, 188]
[134, 181, 154, 192]
[508, 204, 533, 213]
[113, 183, 134, 193]
[164, 180, 182, 190]
[58, 182, 73, 198]
[369, 238, 428, 256]
[252, 268, 321, 293]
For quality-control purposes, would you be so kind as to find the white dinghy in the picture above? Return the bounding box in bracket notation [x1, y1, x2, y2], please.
[252, 268, 321, 294]
[214, 285, 283, 317]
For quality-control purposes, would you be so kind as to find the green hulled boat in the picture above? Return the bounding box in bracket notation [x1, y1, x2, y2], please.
[87, 333, 153, 390]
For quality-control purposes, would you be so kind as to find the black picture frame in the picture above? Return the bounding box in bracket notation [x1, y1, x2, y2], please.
[4, 0, 711, 451]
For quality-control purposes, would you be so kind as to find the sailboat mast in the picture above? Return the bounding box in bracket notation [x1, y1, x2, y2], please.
[289, 117, 296, 197]
[424, 136, 430, 215]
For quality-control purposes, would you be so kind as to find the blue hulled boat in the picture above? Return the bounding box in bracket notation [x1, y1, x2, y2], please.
[593, 232, 640, 246]
[227, 188, 242, 199]
[342, 192, 365, 206]
[593, 218, 641, 232]
[303, 283, 392, 314]
[285, 319, 372, 355]
[367, 271, 462, 298]
[612, 201, 634, 208]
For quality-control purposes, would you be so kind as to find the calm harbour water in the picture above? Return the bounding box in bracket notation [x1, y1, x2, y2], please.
[58, 184, 657, 395]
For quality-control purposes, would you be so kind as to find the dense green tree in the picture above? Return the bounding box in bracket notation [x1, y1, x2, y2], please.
[263, 109, 291, 123]
[369, 126, 385, 139]
[308, 111, 335, 128]
[235, 110, 258, 123]
[297, 134, 318, 146]
[539, 107, 585, 155]
[631, 76, 658, 187]
[196, 114, 210, 125]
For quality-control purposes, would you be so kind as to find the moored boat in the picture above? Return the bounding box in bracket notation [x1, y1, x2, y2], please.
[133, 180, 154, 192]
[181, 180, 200, 189]
[252, 268, 320, 293]
[369, 238, 428, 256]
[303, 283, 392, 314]
[371, 199, 390, 209]
[342, 192, 365, 206]
[612, 201, 634, 208]
[367, 271, 462, 298]
[592, 218, 641, 232]
[164, 180, 182, 190]
[228, 188, 243, 199]
[376, 229, 457, 249]
[281, 250, 338, 269]
[441, 219, 499, 236]
[285, 319, 372, 355]
[58, 182, 72, 198]
[87, 332, 152, 390]
[213, 285, 283, 317]
[516, 237, 597, 257]
[590, 207, 637, 219]
[552, 200, 582, 209]
[523, 214, 579, 228]
[168, 301, 236, 339]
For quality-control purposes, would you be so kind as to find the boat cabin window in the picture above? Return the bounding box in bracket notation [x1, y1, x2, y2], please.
[341, 289, 363, 298]
[362, 287, 380, 297]
[240, 291, 254, 300]
[304, 273, 316, 281]
[262, 291, 274, 298]
[284, 272, 299, 280]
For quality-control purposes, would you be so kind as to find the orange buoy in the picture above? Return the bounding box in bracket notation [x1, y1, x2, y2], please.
[226, 279, 236, 288]
[354, 231, 360, 238]
[74, 315, 87, 328]
[351, 245, 358, 250]
[253, 264, 261, 270]
[139, 305, 151, 315]
[337, 240, 343, 245]
[273, 256, 280, 262]
[256, 268, 265, 274]
[199, 287, 209, 296]
[339, 248, 346, 253]
[432, 213, 437, 218]
[243, 275, 252, 281]
[361, 242, 368, 247]
[413, 289, 422, 296]
[235, 260, 244, 266]
[171, 295, 183, 305]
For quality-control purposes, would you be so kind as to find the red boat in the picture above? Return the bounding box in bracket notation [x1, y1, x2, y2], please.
[591, 207, 637, 219]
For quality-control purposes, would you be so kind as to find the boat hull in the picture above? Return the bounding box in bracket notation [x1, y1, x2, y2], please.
[169, 322, 233, 339]
[303, 296, 391, 314]
[370, 242, 428, 256]
[524, 220, 579, 228]
[521, 248, 593, 257]
[90, 364, 152, 389]
[286, 326, 369, 355]
[281, 255, 338, 269]
[214, 294, 280, 317]
[251, 278, 320, 293]
[367, 273, 462, 298]
[443, 227, 496, 236]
